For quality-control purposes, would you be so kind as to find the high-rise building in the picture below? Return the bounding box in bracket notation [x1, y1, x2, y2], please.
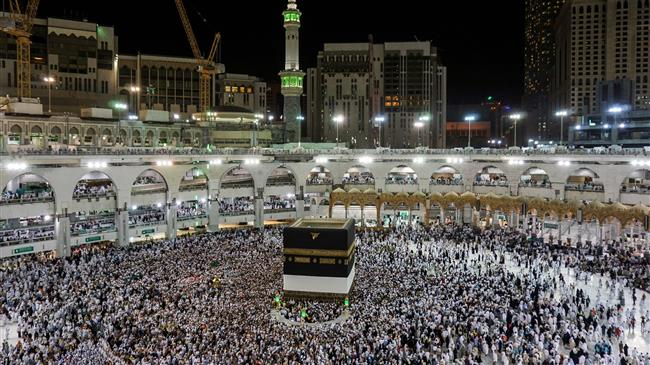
[524, 0, 566, 140]
[117, 54, 204, 116]
[307, 41, 447, 149]
[279, 0, 304, 143]
[552, 0, 650, 120]
[0, 15, 118, 114]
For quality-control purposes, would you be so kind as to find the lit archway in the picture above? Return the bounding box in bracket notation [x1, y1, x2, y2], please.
[307, 166, 332, 185]
[266, 166, 296, 187]
[621, 169, 650, 194]
[475, 166, 507, 186]
[565, 168, 602, 192]
[430, 166, 462, 186]
[1, 173, 55, 203]
[520, 167, 551, 188]
[386, 165, 418, 185]
[132, 169, 168, 195]
[179, 167, 209, 192]
[220, 167, 254, 189]
[73, 171, 116, 198]
[343, 166, 375, 186]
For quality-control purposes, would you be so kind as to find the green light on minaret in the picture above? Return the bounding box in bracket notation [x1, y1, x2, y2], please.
[283, 10, 300, 23]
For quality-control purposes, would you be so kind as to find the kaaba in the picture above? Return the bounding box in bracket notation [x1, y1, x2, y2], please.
[282, 218, 355, 297]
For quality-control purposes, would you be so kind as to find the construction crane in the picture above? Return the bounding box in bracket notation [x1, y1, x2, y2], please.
[0, 0, 40, 98]
[174, 0, 220, 113]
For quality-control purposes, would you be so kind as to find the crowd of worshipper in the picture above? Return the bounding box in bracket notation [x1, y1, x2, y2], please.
[176, 205, 207, 220]
[519, 178, 552, 188]
[264, 196, 295, 211]
[430, 176, 463, 186]
[128, 211, 165, 227]
[218, 197, 254, 214]
[343, 174, 375, 185]
[474, 176, 509, 186]
[0, 224, 649, 364]
[621, 184, 650, 194]
[558, 241, 649, 292]
[0, 227, 54, 245]
[307, 175, 333, 185]
[277, 299, 345, 324]
[72, 181, 114, 198]
[70, 218, 116, 236]
[565, 183, 605, 192]
[385, 175, 418, 185]
[1, 189, 53, 203]
[133, 176, 161, 186]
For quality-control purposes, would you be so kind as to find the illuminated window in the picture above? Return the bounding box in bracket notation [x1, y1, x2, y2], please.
[240, 86, 245, 93]
[225, 86, 231, 92]
[247, 87, 252, 93]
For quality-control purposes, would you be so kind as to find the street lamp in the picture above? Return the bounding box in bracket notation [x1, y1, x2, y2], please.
[555, 110, 568, 146]
[297, 115, 305, 147]
[374, 115, 386, 147]
[509, 113, 522, 147]
[417, 115, 430, 148]
[333, 115, 344, 148]
[464, 115, 476, 148]
[414, 121, 424, 147]
[42, 76, 55, 113]
[608, 106, 623, 129]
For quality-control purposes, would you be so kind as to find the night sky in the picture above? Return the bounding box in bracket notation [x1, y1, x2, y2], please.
[39, 0, 525, 106]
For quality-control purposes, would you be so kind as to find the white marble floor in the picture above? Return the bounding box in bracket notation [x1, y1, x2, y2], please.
[501, 251, 650, 355]
[0, 320, 19, 347]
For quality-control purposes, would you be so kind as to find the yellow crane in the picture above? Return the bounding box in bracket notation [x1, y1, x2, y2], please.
[174, 0, 220, 113]
[0, 0, 41, 98]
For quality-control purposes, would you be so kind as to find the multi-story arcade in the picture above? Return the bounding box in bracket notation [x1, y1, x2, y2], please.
[2, 147, 649, 259]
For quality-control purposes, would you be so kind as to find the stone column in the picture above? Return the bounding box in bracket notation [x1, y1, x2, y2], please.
[309, 197, 321, 217]
[208, 181, 220, 231]
[254, 188, 264, 228]
[208, 197, 220, 232]
[167, 199, 178, 239]
[116, 207, 130, 247]
[55, 213, 71, 258]
[295, 186, 305, 219]
[463, 205, 472, 225]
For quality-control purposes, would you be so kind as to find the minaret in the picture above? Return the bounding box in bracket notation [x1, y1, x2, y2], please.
[279, 0, 305, 143]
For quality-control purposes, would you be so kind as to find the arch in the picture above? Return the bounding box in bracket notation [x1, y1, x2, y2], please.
[132, 169, 168, 195]
[475, 166, 507, 186]
[386, 165, 418, 185]
[620, 169, 650, 194]
[51, 126, 62, 135]
[343, 165, 375, 185]
[430, 165, 463, 185]
[566, 168, 603, 192]
[69, 127, 79, 135]
[73, 171, 116, 198]
[159, 131, 168, 138]
[132, 130, 141, 137]
[102, 128, 112, 136]
[85, 128, 96, 136]
[31, 125, 43, 134]
[266, 166, 297, 187]
[220, 166, 255, 190]
[307, 166, 332, 185]
[10, 125, 22, 134]
[519, 167, 551, 188]
[179, 167, 209, 192]
[2, 173, 55, 203]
